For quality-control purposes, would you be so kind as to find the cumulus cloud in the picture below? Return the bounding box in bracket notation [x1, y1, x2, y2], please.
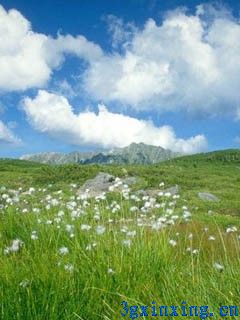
[2, 3, 240, 120]
[0, 120, 20, 145]
[0, 5, 102, 91]
[105, 15, 137, 50]
[83, 5, 240, 117]
[22, 90, 207, 153]
[53, 79, 76, 99]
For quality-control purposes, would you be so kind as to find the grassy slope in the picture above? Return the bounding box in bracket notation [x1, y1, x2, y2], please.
[0, 150, 240, 319]
[1, 149, 240, 221]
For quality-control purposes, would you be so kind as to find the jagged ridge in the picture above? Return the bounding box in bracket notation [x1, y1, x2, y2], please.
[20, 143, 180, 165]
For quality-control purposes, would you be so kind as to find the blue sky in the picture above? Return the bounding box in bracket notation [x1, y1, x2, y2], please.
[0, 0, 240, 157]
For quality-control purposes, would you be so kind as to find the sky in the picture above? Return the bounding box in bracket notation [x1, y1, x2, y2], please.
[0, 0, 240, 158]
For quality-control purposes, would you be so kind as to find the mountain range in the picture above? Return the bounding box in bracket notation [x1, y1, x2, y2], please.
[20, 143, 180, 165]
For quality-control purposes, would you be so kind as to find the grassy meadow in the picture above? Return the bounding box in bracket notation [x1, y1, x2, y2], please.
[1, 150, 240, 319]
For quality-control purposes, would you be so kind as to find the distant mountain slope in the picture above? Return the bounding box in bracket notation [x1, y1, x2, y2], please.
[109, 143, 178, 164]
[20, 151, 98, 164]
[20, 143, 179, 165]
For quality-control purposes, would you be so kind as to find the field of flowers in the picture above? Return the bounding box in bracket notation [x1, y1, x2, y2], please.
[1, 155, 240, 319]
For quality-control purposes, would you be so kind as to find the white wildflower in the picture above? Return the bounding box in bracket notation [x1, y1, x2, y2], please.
[108, 268, 115, 274]
[4, 239, 24, 254]
[169, 239, 177, 247]
[59, 247, 69, 255]
[81, 224, 91, 231]
[226, 226, 237, 233]
[213, 262, 224, 272]
[96, 225, 106, 235]
[126, 230, 136, 238]
[208, 236, 216, 241]
[122, 239, 131, 247]
[31, 231, 38, 240]
[57, 210, 65, 217]
[64, 263, 74, 273]
[192, 249, 199, 255]
[19, 279, 30, 288]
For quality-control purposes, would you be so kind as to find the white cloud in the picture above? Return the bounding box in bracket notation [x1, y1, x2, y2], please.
[0, 5, 102, 91]
[83, 5, 240, 117]
[105, 15, 137, 50]
[0, 120, 20, 145]
[53, 79, 76, 99]
[22, 90, 207, 153]
[2, 3, 240, 120]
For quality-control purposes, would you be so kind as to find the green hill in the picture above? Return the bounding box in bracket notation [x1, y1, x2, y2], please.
[1, 149, 240, 218]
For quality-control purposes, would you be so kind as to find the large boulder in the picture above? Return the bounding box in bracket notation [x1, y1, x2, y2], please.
[78, 172, 138, 198]
[78, 172, 115, 198]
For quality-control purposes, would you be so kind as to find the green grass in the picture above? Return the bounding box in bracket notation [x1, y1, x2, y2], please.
[1, 149, 240, 217]
[0, 150, 240, 319]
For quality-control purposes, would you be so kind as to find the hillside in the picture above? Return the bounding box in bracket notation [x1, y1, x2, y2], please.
[1, 148, 240, 217]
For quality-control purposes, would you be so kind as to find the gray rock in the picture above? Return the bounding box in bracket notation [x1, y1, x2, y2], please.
[198, 192, 220, 202]
[78, 172, 114, 197]
[136, 185, 180, 198]
[78, 172, 138, 198]
[122, 176, 138, 185]
[136, 189, 161, 198]
[164, 185, 180, 196]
